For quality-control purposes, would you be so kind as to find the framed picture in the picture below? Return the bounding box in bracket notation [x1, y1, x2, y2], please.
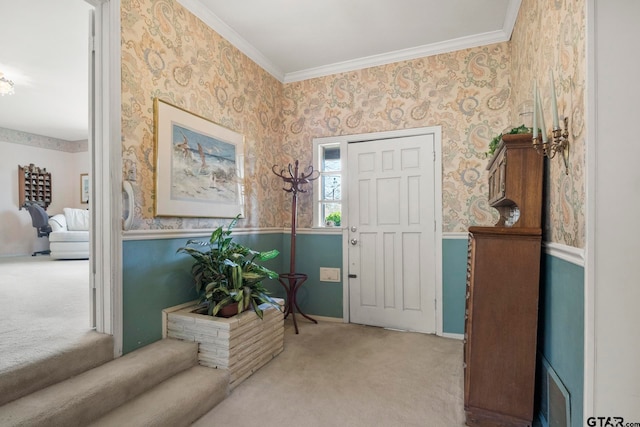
[80, 173, 89, 204]
[154, 98, 245, 218]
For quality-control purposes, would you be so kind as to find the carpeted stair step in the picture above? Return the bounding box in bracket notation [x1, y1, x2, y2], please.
[0, 339, 198, 426]
[89, 365, 229, 427]
[0, 331, 114, 406]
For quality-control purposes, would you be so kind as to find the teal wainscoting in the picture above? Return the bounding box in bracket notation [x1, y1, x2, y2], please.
[279, 232, 343, 319]
[538, 253, 584, 427]
[122, 233, 342, 353]
[122, 238, 196, 354]
[122, 232, 284, 354]
[122, 232, 516, 353]
[442, 237, 468, 335]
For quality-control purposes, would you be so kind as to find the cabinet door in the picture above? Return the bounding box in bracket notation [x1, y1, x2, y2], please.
[487, 149, 506, 205]
[497, 154, 506, 200]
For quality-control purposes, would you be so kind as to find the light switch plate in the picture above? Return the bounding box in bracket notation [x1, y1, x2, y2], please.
[319, 267, 341, 282]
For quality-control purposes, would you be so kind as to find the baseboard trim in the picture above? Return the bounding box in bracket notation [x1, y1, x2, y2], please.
[312, 315, 344, 323]
[441, 332, 464, 340]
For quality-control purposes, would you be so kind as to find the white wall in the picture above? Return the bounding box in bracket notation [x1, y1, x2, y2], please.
[0, 140, 89, 257]
[588, 0, 640, 417]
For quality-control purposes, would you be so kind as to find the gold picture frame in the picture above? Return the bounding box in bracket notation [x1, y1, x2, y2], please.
[153, 98, 245, 218]
[80, 173, 89, 204]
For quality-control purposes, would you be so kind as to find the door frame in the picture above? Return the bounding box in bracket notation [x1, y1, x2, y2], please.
[319, 126, 443, 335]
[85, 0, 123, 357]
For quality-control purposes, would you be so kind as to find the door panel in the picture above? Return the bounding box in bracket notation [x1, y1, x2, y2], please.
[359, 232, 377, 307]
[348, 134, 436, 333]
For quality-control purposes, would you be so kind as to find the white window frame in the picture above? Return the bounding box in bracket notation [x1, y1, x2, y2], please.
[312, 139, 347, 228]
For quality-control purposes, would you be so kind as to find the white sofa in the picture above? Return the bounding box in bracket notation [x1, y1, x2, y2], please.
[48, 208, 90, 260]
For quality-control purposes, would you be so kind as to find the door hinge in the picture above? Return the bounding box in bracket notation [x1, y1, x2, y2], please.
[89, 36, 95, 52]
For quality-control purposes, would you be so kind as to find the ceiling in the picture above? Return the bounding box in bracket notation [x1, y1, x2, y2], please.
[0, 0, 520, 142]
[0, 0, 92, 142]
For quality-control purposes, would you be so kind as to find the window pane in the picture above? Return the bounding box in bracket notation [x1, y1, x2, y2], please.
[322, 203, 341, 226]
[315, 142, 342, 228]
[322, 146, 340, 172]
[322, 175, 341, 200]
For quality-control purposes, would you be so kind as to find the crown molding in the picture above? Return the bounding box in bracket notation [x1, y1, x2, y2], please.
[177, 0, 520, 84]
[283, 29, 510, 83]
[503, 0, 523, 37]
[176, 0, 285, 82]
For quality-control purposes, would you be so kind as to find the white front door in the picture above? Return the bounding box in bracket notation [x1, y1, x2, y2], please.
[347, 134, 436, 333]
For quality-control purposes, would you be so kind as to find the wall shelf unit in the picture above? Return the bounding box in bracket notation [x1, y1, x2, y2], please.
[18, 164, 52, 210]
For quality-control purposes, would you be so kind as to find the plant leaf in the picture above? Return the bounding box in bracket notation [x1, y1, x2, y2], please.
[209, 227, 223, 245]
[223, 259, 239, 267]
[257, 249, 279, 261]
[254, 304, 264, 319]
[228, 215, 240, 231]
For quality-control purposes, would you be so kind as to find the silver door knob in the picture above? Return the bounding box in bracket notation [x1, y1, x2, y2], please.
[350, 226, 357, 232]
[350, 238, 358, 245]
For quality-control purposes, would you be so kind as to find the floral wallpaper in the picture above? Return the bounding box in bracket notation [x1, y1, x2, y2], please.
[510, 0, 586, 248]
[280, 45, 511, 231]
[120, 0, 585, 248]
[121, 0, 284, 229]
[121, 0, 511, 233]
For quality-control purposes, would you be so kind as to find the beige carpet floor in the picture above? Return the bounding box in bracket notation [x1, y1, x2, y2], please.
[1, 256, 466, 425]
[194, 320, 466, 427]
[0, 256, 92, 373]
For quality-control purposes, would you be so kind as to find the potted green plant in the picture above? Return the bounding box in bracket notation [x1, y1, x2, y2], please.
[487, 124, 531, 157]
[177, 215, 281, 319]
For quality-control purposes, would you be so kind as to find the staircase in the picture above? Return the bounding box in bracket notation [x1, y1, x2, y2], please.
[0, 333, 229, 426]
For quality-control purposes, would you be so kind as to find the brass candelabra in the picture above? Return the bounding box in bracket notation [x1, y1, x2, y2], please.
[532, 116, 570, 175]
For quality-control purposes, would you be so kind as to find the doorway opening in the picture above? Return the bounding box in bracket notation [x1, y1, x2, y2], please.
[0, 0, 122, 376]
[0, 0, 95, 373]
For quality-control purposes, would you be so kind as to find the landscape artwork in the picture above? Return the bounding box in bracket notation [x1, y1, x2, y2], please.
[155, 98, 245, 218]
[170, 124, 237, 204]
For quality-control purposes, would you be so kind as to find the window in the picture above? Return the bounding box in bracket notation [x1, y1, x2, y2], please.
[313, 140, 344, 227]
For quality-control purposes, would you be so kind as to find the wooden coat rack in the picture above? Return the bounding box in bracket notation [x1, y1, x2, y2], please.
[272, 160, 319, 333]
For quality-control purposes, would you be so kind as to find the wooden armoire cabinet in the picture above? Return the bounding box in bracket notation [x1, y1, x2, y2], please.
[464, 134, 543, 426]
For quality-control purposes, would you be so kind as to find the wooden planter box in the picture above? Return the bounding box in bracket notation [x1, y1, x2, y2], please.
[162, 299, 284, 389]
